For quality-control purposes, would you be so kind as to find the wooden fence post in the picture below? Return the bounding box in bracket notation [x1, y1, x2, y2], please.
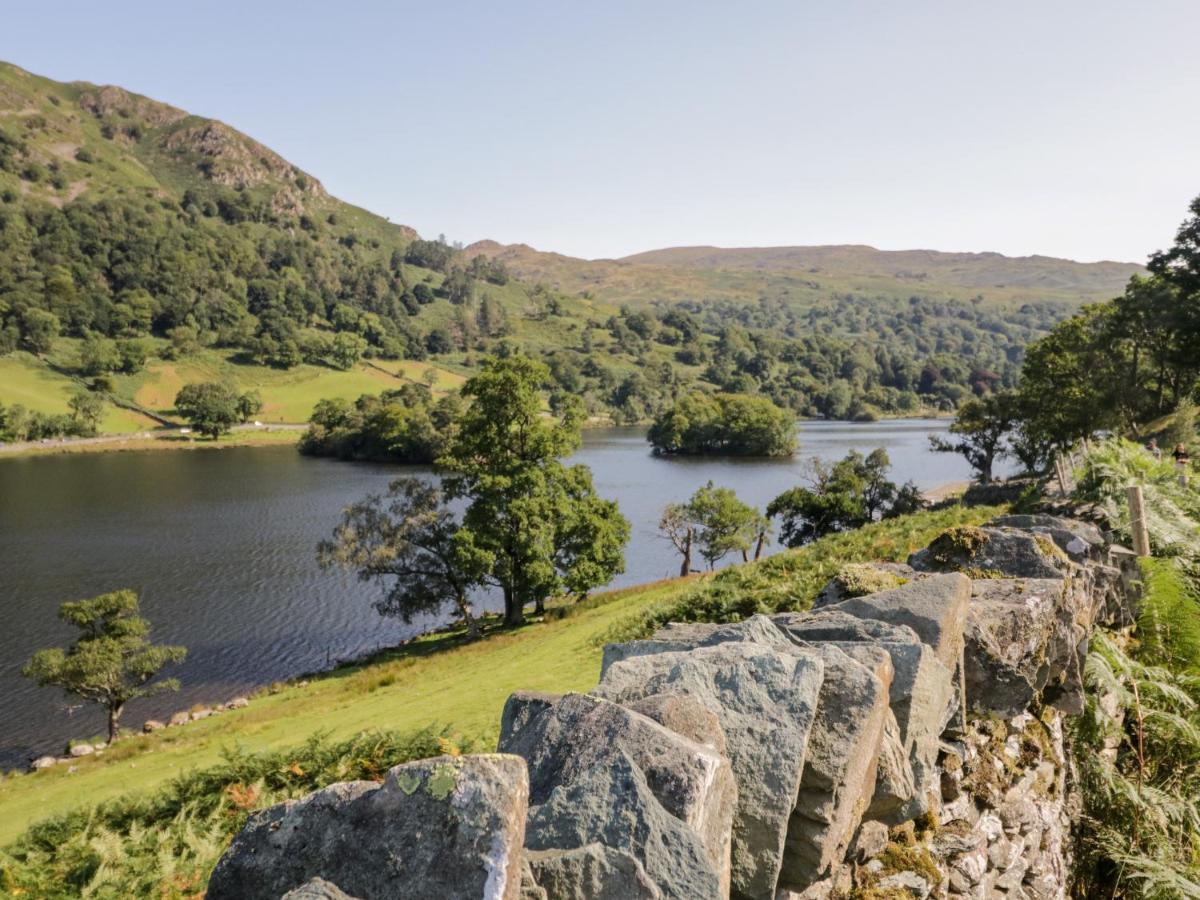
[1127, 484, 1151, 557]
[1055, 453, 1070, 495]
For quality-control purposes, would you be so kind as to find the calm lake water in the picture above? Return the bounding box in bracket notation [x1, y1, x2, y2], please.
[0, 419, 999, 767]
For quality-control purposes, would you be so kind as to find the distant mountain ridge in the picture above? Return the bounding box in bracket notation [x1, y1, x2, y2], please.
[466, 240, 1143, 307]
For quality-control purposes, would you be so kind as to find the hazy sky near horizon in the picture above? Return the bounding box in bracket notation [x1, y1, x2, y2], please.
[3, 1, 1197, 263]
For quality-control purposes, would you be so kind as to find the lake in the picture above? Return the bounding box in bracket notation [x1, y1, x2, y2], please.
[0, 419, 998, 767]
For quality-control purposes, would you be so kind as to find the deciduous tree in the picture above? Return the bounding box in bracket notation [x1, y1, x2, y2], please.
[22, 590, 186, 742]
[318, 478, 488, 638]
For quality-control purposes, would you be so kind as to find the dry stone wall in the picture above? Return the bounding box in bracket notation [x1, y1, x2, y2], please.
[209, 513, 1137, 899]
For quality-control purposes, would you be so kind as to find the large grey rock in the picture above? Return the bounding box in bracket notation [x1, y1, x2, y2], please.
[499, 691, 562, 746]
[525, 844, 662, 899]
[809, 574, 970, 678]
[862, 697, 913, 821]
[596, 640, 825, 900]
[207, 754, 528, 900]
[990, 514, 1106, 561]
[779, 643, 891, 891]
[524, 751, 723, 899]
[965, 578, 1089, 716]
[909, 526, 1071, 579]
[601, 615, 795, 677]
[499, 692, 734, 899]
[773, 610, 922, 647]
[281, 878, 361, 900]
[774, 609, 956, 822]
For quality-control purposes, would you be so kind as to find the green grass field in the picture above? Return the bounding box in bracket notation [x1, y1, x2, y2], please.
[0, 355, 159, 434]
[0, 578, 693, 847]
[1, 343, 472, 439]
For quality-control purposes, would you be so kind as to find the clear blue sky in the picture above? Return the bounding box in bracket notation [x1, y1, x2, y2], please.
[4, 1, 1198, 263]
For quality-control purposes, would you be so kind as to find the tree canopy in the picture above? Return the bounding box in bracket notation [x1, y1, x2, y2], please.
[22, 590, 186, 742]
[438, 355, 630, 625]
[767, 449, 924, 547]
[648, 391, 797, 457]
[318, 477, 488, 638]
[174, 382, 248, 439]
[660, 482, 770, 573]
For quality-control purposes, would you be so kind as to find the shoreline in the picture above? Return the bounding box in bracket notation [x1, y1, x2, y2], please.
[0, 412, 956, 461]
[0, 424, 305, 459]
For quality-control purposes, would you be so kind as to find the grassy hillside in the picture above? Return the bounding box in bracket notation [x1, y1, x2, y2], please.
[1, 341, 471, 431]
[0, 503, 999, 897]
[466, 240, 1142, 309]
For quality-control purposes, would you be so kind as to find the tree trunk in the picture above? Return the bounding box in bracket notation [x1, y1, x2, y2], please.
[502, 584, 524, 627]
[456, 594, 481, 640]
[754, 533, 766, 560]
[108, 703, 123, 743]
[534, 596, 545, 616]
[678, 528, 693, 577]
[980, 455, 993, 485]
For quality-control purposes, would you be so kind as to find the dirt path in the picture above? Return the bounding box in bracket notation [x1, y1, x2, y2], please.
[922, 480, 971, 503]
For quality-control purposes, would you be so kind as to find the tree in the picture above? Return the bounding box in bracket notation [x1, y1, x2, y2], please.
[553, 465, 631, 600]
[79, 333, 120, 376]
[22, 590, 186, 742]
[930, 391, 1017, 483]
[236, 390, 263, 423]
[768, 449, 918, 546]
[660, 482, 767, 571]
[174, 382, 241, 438]
[68, 387, 105, 434]
[19, 308, 60, 355]
[439, 355, 629, 625]
[318, 478, 487, 639]
[331, 332, 368, 370]
[648, 391, 797, 456]
[1017, 308, 1126, 446]
[659, 502, 697, 577]
[116, 338, 150, 374]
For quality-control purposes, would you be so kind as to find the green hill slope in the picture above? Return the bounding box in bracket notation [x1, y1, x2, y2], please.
[466, 240, 1142, 308]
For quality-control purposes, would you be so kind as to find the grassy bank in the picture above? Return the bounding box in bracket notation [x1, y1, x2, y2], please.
[0, 503, 1001, 896]
[1, 342, 470, 432]
[0, 427, 303, 459]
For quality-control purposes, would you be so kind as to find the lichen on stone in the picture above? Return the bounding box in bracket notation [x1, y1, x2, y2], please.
[394, 772, 422, 795]
[426, 762, 459, 800]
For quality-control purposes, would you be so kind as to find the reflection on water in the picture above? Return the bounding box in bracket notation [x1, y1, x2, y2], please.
[0, 418, 999, 765]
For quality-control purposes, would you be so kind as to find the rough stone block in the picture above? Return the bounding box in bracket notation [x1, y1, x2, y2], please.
[965, 578, 1085, 716]
[596, 640, 825, 900]
[780, 643, 891, 891]
[207, 754, 528, 900]
[909, 526, 1071, 580]
[499, 692, 734, 899]
[499, 691, 562, 747]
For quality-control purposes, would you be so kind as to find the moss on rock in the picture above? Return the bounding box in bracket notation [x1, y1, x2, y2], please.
[832, 563, 909, 599]
[924, 526, 990, 571]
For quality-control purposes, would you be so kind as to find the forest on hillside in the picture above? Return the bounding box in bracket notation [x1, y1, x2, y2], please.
[0, 60, 1137, 433]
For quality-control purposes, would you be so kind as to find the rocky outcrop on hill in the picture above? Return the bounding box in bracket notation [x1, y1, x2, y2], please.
[209, 513, 1137, 899]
